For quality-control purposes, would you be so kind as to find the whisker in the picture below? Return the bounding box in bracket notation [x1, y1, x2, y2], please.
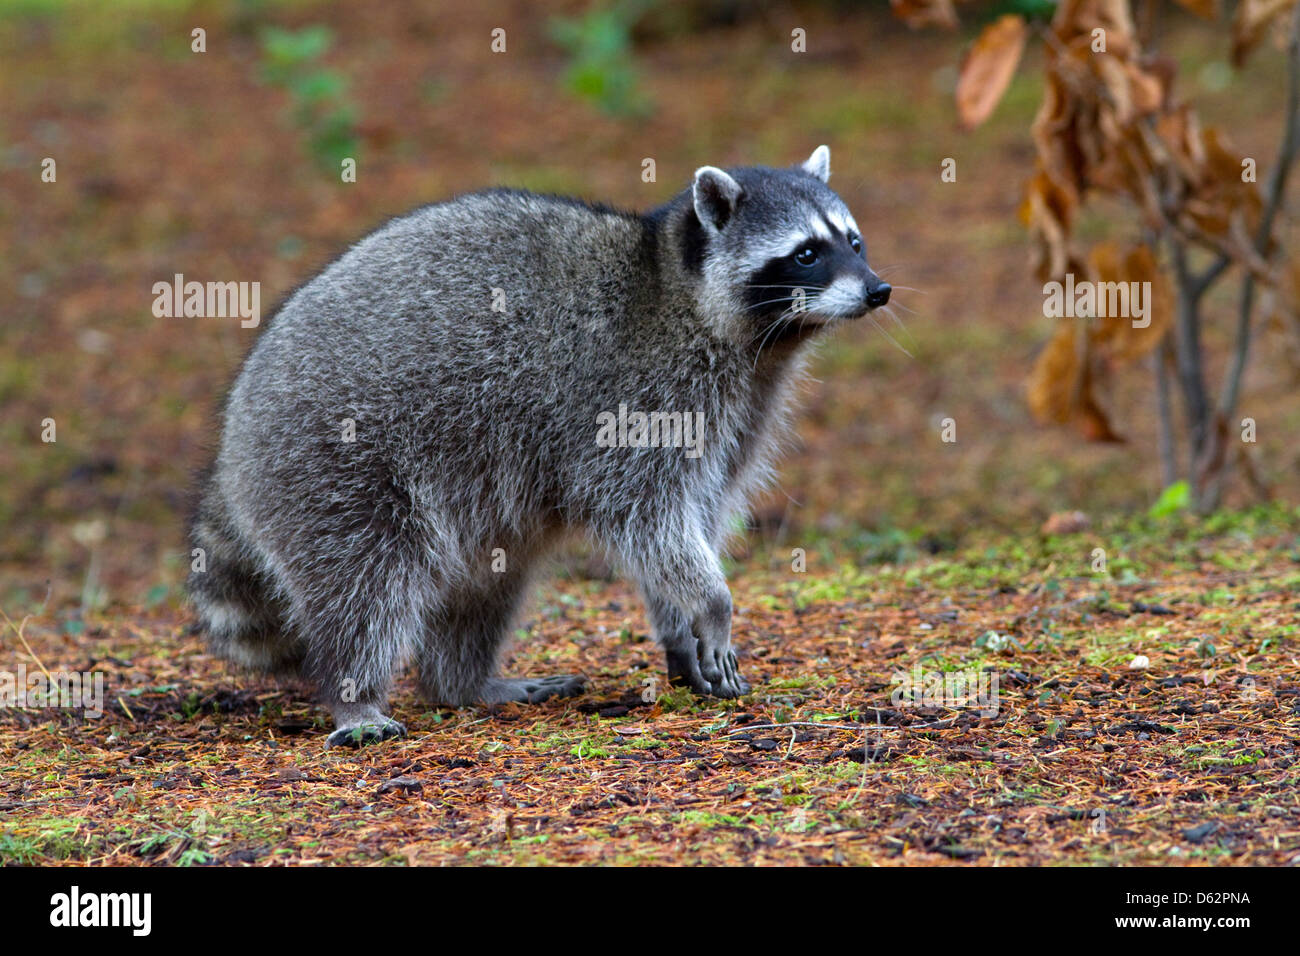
[747, 309, 791, 345]
[744, 295, 816, 313]
[751, 316, 786, 365]
[867, 312, 914, 359]
[884, 299, 918, 316]
[749, 300, 810, 364]
[878, 303, 917, 351]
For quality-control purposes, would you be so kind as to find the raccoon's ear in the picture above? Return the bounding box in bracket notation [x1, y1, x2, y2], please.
[802, 145, 831, 183]
[692, 166, 743, 231]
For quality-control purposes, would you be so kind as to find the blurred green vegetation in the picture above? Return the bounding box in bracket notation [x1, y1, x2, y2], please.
[549, 0, 653, 118]
[258, 23, 358, 170]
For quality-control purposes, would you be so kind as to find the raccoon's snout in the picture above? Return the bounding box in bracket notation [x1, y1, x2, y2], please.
[811, 272, 890, 321]
[838, 276, 891, 319]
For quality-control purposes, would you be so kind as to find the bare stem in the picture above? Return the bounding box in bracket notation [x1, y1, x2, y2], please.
[1220, 0, 1300, 421]
[1205, 0, 1300, 509]
[1155, 336, 1178, 487]
[1169, 240, 1210, 464]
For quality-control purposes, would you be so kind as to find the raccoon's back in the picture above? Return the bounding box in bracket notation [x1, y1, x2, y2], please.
[218, 190, 671, 494]
[265, 191, 642, 344]
[244, 194, 633, 387]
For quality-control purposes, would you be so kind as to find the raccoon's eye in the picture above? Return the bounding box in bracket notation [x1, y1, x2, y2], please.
[794, 247, 819, 267]
[849, 234, 863, 256]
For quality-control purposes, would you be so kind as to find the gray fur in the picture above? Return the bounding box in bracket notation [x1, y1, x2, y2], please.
[186, 147, 890, 746]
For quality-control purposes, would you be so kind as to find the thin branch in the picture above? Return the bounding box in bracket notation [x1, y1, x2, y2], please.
[0, 607, 53, 684]
[1220, 0, 1300, 421]
[1192, 252, 1232, 296]
[1169, 239, 1211, 459]
[1154, 336, 1178, 487]
[1205, 0, 1300, 510]
[722, 722, 861, 735]
[1136, 0, 1157, 49]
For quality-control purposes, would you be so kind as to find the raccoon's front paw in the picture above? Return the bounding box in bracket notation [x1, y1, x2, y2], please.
[666, 646, 751, 698]
[325, 717, 407, 749]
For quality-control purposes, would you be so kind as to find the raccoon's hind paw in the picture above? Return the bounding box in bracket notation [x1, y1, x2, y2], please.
[480, 675, 587, 705]
[325, 717, 408, 749]
[666, 647, 751, 699]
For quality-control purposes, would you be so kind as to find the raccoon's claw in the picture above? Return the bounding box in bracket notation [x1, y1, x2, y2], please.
[666, 646, 751, 698]
[325, 718, 407, 749]
[720, 650, 751, 696]
[711, 650, 751, 698]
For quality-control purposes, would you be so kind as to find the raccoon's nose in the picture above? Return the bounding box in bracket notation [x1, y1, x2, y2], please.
[866, 283, 891, 309]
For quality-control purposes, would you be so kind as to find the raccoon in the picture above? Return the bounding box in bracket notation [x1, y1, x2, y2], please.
[187, 146, 892, 746]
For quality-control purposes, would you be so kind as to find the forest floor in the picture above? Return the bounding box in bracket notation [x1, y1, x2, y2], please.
[5, 507, 1299, 866]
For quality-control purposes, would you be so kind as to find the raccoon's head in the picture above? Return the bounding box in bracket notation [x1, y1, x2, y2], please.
[685, 146, 890, 347]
